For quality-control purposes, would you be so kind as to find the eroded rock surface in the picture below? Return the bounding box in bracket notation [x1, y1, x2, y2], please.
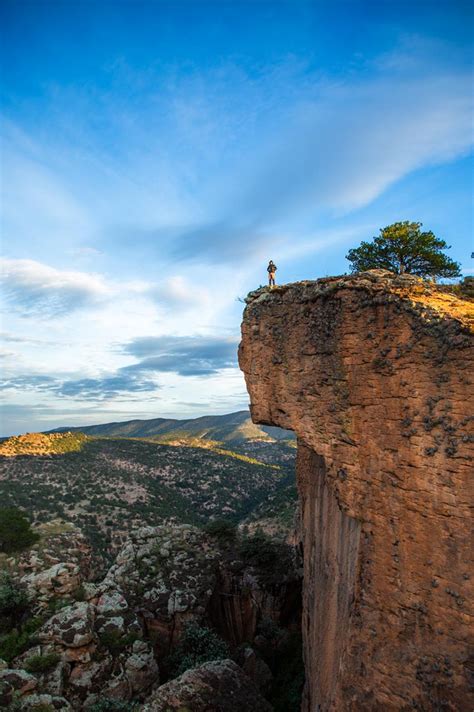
[141, 658, 273, 711]
[6, 524, 300, 709]
[239, 271, 473, 711]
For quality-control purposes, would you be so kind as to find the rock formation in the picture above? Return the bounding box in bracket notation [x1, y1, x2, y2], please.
[142, 658, 273, 711]
[239, 270, 473, 711]
[2, 524, 301, 709]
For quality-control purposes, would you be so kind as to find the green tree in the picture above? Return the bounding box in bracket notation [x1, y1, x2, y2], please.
[346, 222, 461, 279]
[165, 621, 229, 678]
[0, 508, 40, 554]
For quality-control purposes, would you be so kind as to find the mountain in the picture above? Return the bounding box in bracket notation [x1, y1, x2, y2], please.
[49, 410, 295, 443]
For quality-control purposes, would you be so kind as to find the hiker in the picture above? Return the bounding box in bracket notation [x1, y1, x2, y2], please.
[267, 260, 277, 287]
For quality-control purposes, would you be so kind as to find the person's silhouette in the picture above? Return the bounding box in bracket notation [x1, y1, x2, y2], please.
[267, 260, 277, 287]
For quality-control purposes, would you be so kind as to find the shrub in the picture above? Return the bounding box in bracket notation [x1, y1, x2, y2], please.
[238, 530, 295, 586]
[0, 573, 28, 618]
[203, 519, 237, 542]
[89, 700, 137, 712]
[24, 652, 61, 674]
[165, 621, 229, 678]
[0, 616, 43, 663]
[0, 508, 40, 554]
[98, 630, 140, 657]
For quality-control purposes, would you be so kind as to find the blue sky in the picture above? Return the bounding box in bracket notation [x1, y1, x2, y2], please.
[1, 0, 473, 435]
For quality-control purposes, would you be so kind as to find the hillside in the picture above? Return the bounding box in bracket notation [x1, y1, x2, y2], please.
[0, 436, 297, 569]
[0, 431, 86, 457]
[48, 410, 295, 443]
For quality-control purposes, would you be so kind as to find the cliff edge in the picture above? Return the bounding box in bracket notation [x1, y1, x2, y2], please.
[239, 270, 473, 711]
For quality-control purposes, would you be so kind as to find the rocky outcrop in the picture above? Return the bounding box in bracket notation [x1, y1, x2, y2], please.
[7, 524, 300, 709]
[11, 588, 158, 708]
[141, 659, 273, 711]
[239, 271, 473, 711]
[5, 520, 98, 605]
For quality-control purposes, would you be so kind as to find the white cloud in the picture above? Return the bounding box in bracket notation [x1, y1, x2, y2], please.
[0, 258, 111, 316]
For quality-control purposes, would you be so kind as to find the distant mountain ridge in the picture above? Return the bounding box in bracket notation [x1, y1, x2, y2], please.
[49, 410, 295, 443]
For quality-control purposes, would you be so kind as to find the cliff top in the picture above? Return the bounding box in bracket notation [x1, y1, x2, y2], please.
[245, 270, 474, 332]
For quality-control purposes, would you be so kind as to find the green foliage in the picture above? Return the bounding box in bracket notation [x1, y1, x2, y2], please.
[440, 276, 474, 300]
[166, 621, 229, 678]
[238, 530, 294, 585]
[72, 584, 86, 602]
[0, 616, 43, 663]
[0, 508, 40, 554]
[203, 519, 237, 542]
[88, 701, 137, 712]
[24, 652, 61, 674]
[346, 221, 461, 279]
[255, 626, 304, 712]
[98, 629, 140, 657]
[0, 573, 28, 619]
[256, 616, 281, 641]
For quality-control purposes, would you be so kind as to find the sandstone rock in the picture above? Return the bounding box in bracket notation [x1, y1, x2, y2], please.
[142, 659, 273, 711]
[22, 562, 82, 603]
[39, 602, 96, 648]
[0, 668, 38, 702]
[239, 272, 473, 711]
[18, 693, 72, 710]
[96, 589, 128, 615]
[102, 525, 222, 655]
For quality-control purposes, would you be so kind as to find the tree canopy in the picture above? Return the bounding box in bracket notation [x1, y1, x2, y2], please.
[346, 222, 461, 279]
[0, 508, 40, 554]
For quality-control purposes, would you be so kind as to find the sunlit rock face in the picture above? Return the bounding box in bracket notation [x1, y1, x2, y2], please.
[239, 270, 473, 711]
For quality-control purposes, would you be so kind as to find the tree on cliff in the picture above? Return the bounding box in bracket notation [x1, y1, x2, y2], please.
[346, 222, 461, 279]
[0, 508, 40, 554]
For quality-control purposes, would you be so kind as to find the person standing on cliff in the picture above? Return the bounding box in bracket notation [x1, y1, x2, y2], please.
[267, 260, 277, 287]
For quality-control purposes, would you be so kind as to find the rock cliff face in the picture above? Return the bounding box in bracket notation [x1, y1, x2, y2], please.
[239, 271, 473, 711]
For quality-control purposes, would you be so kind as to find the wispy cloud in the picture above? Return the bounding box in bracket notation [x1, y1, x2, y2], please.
[123, 335, 239, 376]
[0, 258, 111, 316]
[0, 372, 159, 401]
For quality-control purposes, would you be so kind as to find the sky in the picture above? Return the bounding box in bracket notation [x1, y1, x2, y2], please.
[1, 0, 473, 436]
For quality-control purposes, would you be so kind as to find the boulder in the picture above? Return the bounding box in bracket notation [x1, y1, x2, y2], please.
[0, 668, 37, 705]
[38, 602, 96, 648]
[141, 659, 273, 711]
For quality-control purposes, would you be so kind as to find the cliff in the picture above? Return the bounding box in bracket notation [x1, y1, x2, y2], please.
[239, 270, 473, 711]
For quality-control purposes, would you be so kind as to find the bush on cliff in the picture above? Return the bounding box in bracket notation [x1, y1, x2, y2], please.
[203, 519, 237, 542]
[24, 652, 61, 674]
[0, 573, 28, 620]
[0, 508, 40, 554]
[238, 529, 294, 585]
[89, 700, 137, 712]
[165, 621, 229, 678]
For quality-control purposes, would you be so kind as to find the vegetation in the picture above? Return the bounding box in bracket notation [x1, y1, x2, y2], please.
[165, 621, 229, 678]
[346, 221, 461, 279]
[98, 629, 140, 657]
[0, 508, 40, 554]
[238, 529, 295, 585]
[0, 615, 44, 663]
[88, 701, 137, 712]
[0, 432, 86, 457]
[0, 438, 297, 568]
[24, 652, 61, 674]
[439, 276, 474, 300]
[0, 572, 28, 620]
[203, 519, 237, 542]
